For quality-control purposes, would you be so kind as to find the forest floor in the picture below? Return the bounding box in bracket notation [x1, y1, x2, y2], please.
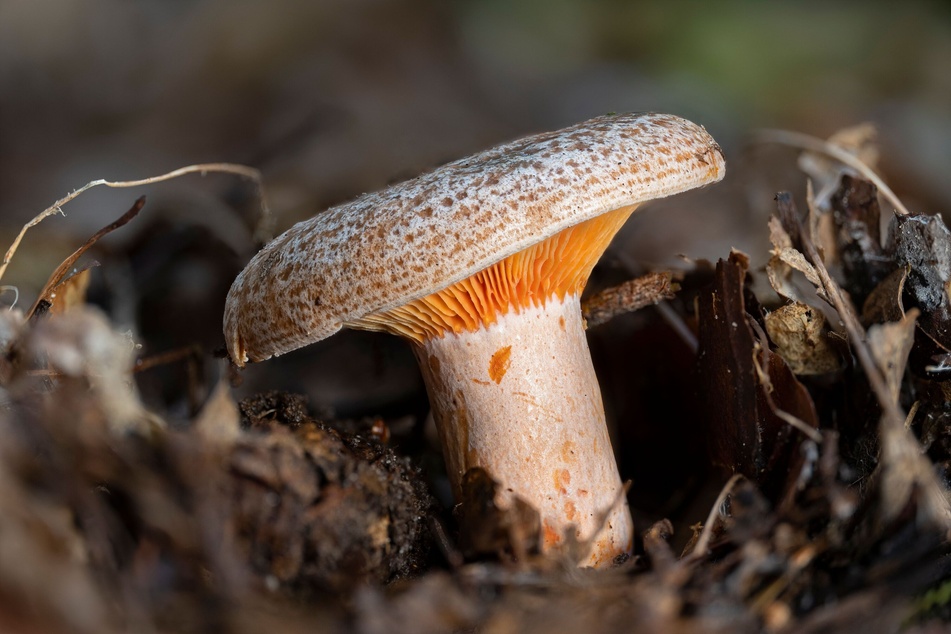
[0, 126, 949, 634]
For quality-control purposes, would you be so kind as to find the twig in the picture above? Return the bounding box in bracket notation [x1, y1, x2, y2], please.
[655, 300, 699, 353]
[135, 344, 206, 415]
[0, 162, 271, 285]
[903, 400, 920, 430]
[755, 129, 910, 217]
[581, 272, 674, 327]
[133, 344, 203, 374]
[690, 473, 744, 558]
[428, 517, 464, 570]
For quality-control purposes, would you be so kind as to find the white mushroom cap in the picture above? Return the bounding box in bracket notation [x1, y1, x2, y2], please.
[224, 112, 725, 365]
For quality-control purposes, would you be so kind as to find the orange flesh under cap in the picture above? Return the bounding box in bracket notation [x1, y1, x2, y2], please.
[351, 205, 635, 340]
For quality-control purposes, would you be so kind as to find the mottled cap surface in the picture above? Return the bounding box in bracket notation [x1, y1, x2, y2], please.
[225, 112, 725, 364]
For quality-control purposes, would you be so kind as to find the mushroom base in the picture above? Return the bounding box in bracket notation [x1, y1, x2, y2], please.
[414, 295, 633, 567]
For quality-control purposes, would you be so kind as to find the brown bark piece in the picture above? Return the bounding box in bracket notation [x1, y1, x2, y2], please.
[831, 176, 891, 304]
[582, 272, 675, 328]
[697, 252, 819, 498]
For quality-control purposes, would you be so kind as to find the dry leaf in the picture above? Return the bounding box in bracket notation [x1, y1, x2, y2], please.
[867, 310, 919, 405]
[769, 215, 794, 251]
[194, 377, 241, 444]
[861, 267, 908, 326]
[879, 418, 951, 528]
[24, 307, 149, 432]
[28, 197, 144, 318]
[768, 248, 826, 302]
[48, 268, 92, 315]
[765, 303, 842, 375]
[867, 309, 951, 526]
[766, 215, 828, 304]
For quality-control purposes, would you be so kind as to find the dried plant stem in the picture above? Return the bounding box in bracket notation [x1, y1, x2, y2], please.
[755, 129, 910, 217]
[133, 344, 203, 374]
[656, 299, 699, 353]
[0, 286, 18, 309]
[28, 197, 145, 318]
[0, 163, 271, 285]
[690, 473, 744, 558]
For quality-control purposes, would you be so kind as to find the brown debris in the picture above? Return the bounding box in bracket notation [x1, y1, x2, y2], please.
[455, 467, 541, 562]
[0, 302, 436, 630]
[4, 122, 951, 633]
[889, 212, 951, 373]
[230, 393, 435, 592]
[765, 302, 842, 375]
[862, 267, 908, 325]
[771, 189, 951, 531]
[697, 250, 819, 497]
[831, 175, 892, 305]
[581, 271, 675, 327]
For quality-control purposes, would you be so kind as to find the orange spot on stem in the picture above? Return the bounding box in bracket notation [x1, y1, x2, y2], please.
[564, 500, 578, 521]
[553, 468, 571, 494]
[561, 440, 576, 462]
[488, 345, 512, 384]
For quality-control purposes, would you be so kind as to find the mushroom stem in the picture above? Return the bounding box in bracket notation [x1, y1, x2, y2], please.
[414, 294, 633, 567]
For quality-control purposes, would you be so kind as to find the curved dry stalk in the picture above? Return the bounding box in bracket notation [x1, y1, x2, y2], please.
[690, 473, 745, 558]
[0, 286, 18, 310]
[754, 129, 911, 217]
[0, 163, 271, 285]
[27, 197, 144, 318]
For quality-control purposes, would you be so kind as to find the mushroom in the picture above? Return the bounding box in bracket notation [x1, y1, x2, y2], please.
[224, 113, 725, 567]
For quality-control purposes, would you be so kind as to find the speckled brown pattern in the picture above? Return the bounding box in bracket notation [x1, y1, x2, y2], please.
[224, 112, 725, 365]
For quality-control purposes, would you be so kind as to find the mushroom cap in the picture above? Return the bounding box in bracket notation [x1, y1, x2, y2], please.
[225, 112, 725, 365]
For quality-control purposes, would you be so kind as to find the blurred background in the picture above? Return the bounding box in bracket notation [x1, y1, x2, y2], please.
[1, 0, 950, 520]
